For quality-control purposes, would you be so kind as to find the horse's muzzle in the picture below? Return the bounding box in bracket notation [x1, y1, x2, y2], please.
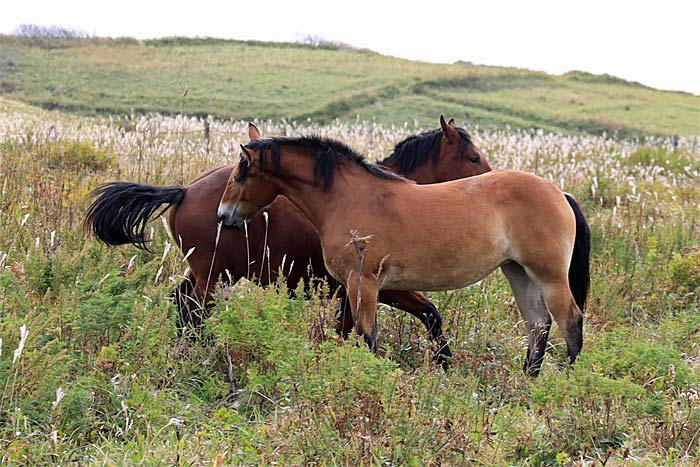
[217, 202, 247, 228]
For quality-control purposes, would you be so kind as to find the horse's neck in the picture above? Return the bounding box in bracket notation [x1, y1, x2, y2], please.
[275, 167, 384, 233]
[275, 181, 347, 232]
[380, 160, 406, 177]
[381, 158, 431, 184]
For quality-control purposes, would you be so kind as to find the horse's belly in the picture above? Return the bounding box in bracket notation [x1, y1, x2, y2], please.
[381, 255, 502, 291]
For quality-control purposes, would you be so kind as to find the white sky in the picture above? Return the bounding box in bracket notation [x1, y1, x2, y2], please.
[1, 0, 699, 95]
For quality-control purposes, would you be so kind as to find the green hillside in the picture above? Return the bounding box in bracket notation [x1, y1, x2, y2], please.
[1, 35, 698, 136]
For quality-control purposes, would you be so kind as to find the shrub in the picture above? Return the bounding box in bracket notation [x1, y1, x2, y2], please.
[12, 24, 93, 49]
[668, 247, 700, 292]
[44, 140, 114, 172]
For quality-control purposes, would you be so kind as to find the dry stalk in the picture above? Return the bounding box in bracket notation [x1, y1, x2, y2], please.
[346, 230, 373, 317]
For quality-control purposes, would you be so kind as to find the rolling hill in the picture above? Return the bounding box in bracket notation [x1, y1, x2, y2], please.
[0, 35, 698, 137]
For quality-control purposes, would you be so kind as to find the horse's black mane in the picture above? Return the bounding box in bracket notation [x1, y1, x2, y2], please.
[242, 135, 404, 190]
[379, 126, 472, 174]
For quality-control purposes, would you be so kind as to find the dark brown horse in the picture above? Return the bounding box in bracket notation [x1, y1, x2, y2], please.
[84, 118, 491, 363]
[218, 128, 591, 377]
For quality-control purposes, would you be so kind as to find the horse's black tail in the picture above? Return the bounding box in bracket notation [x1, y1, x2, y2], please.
[83, 182, 186, 250]
[565, 193, 591, 312]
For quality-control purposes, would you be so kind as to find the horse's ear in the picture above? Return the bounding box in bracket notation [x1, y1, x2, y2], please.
[440, 115, 460, 143]
[248, 122, 261, 141]
[448, 118, 456, 127]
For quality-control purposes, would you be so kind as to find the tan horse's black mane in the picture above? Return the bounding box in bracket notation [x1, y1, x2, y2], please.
[380, 126, 473, 174]
[239, 127, 473, 190]
[242, 135, 404, 190]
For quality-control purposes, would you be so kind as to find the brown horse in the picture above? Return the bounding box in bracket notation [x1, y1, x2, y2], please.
[217, 126, 591, 376]
[84, 118, 492, 363]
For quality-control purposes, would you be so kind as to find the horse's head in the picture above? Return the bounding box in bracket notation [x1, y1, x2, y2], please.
[380, 116, 492, 183]
[433, 115, 491, 182]
[217, 123, 280, 228]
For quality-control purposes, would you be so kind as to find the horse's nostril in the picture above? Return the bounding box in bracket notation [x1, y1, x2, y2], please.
[217, 215, 226, 222]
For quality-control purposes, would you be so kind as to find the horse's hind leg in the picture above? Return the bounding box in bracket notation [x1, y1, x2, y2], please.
[174, 272, 218, 339]
[174, 273, 203, 337]
[538, 280, 583, 365]
[378, 290, 452, 369]
[501, 262, 552, 377]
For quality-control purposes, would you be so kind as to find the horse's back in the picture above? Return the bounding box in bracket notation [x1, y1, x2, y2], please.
[352, 170, 576, 290]
[186, 165, 233, 187]
[418, 170, 573, 223]
[169, 165, 233, 246]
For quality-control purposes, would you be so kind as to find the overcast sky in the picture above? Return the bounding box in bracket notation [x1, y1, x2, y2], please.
[2, 0, 699, 95]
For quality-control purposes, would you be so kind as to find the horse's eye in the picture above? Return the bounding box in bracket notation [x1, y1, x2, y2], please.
[234, 159, 250, 183]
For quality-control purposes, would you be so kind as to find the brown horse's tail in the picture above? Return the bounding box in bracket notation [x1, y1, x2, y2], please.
[565, 193, 591, 311]
[83, 182, 186, 251]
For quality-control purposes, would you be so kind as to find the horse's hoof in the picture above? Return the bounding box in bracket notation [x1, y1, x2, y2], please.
[434, 344, 452, 372]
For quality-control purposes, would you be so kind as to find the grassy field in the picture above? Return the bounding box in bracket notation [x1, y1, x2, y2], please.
[0, 97, 698, 465]
[0, 35, 698, 138]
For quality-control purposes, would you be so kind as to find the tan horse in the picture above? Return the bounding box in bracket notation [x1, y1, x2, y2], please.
[218, 121, 590, 376]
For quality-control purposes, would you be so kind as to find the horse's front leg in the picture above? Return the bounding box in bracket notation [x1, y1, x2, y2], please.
[346, 275, 380, 353]
[335, 289, 354, 339]
[378, 290, 452, 370]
